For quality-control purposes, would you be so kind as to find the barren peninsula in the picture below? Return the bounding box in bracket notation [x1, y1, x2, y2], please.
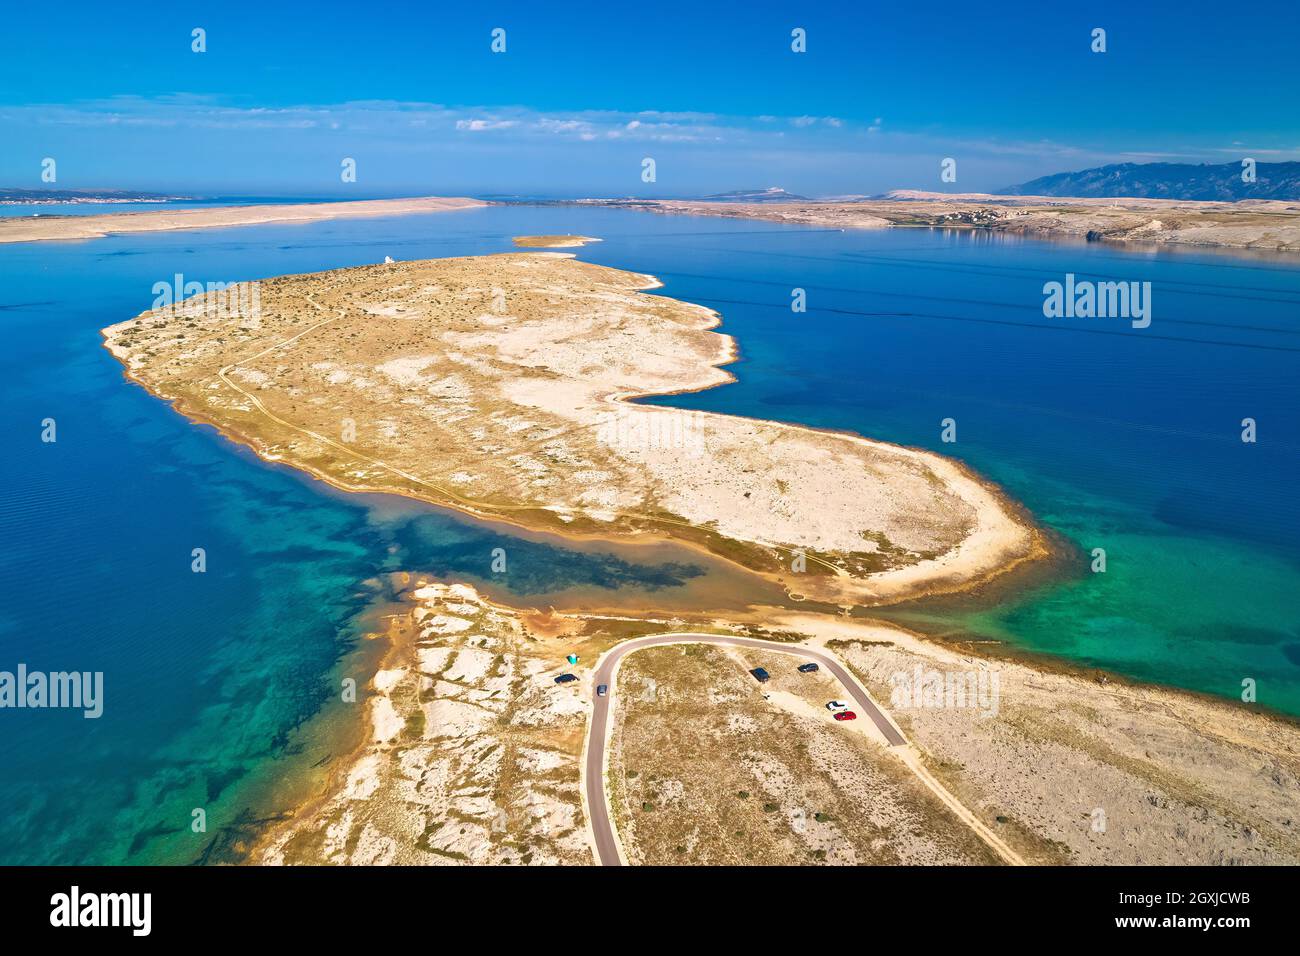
[103, 247, 1038, 606]
[0, 195, 484, 244]
[573, 194, 1300, 252]
[258, 579, 1300, 866]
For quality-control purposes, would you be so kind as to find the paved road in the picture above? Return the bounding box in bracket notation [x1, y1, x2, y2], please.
[584, 632, 906, 867]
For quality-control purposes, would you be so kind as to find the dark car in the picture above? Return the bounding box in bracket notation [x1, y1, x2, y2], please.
[749, 667, 771, 683]
[797, 662, 820, 673]
[554, 673, 578, 684]
[596, 684, 608, 697]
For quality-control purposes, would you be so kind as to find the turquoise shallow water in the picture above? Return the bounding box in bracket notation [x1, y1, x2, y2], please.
[1, 205, 1297, 863]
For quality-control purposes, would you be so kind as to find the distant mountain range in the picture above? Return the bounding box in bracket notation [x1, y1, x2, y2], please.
[999, 162, 1300, 201]
[700, 187, 809, 203]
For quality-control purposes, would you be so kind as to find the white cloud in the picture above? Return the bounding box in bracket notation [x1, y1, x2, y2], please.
[8, 94, 1256, 194]
[2, 96, 895, 150]
[455, 118, 519, 131]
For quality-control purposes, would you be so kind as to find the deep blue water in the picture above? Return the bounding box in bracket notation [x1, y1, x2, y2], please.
[620, 221, 1300, 708]
[1, 205, 1297, 863]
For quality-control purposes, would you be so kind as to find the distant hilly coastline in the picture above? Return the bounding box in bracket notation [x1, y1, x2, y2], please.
[672, 163, 1300, 205]
[999, 161, 1300, 202]
[0, 187, 193, 205]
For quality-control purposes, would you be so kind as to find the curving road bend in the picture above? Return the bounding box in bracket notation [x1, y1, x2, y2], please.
[582, 632, 909, 868]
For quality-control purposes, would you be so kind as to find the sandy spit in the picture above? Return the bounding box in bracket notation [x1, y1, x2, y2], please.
[0, 196, 486, 244]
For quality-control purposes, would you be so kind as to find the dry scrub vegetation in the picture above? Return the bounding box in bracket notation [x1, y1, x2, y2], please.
[608, 643, 999, 864]
[770, 613, 1300, 865]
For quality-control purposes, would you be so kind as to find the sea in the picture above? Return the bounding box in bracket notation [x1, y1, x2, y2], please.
[1, 203, 1296, 863]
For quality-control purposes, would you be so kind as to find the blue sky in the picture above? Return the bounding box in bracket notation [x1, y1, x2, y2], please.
[1, 0, 1296, 197]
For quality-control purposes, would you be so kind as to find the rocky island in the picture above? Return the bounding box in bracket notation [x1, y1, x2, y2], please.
[102, 247, 1039, 607]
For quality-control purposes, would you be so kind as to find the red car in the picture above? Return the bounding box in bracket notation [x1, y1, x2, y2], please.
[833, 710, 857, 721]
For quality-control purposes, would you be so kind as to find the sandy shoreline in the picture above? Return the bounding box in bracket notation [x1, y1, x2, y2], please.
[0, 195, 485, 244]
[511, 234, 602, 248]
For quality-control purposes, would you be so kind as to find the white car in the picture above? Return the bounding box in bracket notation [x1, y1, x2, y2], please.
[826, 700, 848, 711]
